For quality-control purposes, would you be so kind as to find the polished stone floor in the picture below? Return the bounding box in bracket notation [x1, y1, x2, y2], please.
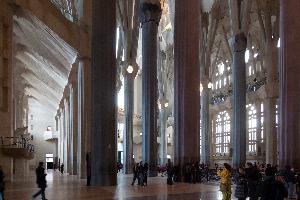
[4, 170, 234, 200]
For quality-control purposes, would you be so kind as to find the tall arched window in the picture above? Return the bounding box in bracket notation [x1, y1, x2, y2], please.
[247, 104, 257, 152]
[215, 111, 231, 155]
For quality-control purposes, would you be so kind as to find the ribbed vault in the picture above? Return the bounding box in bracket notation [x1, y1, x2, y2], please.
[13, 10, 78, 115]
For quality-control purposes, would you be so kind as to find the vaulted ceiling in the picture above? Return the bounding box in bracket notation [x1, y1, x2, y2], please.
[13, 10, 77, 115]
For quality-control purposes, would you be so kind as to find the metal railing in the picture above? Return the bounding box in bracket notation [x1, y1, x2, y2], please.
[0, 136, 35, 152]
[210, 76, 269, 105]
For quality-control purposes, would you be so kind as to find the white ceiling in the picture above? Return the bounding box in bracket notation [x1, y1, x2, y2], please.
[13, 11, 77, 115]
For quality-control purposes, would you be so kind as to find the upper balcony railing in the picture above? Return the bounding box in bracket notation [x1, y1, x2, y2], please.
[0, 136, 35, 159]
[50, 0, 79, 23]
[44, 131, 59, 141]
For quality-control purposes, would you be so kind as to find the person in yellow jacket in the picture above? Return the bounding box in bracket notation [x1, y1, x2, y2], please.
[217, 163, 232, 200]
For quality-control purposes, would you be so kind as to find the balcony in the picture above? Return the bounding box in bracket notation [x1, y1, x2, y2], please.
[44, 131, 59, 141]
[0, 136, 34, 160]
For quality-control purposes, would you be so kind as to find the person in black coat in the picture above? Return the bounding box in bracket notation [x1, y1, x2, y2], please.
[260, 167, 287, 200]
[131, 163, 139, 186]
[32, 162, 47, 200]
[166, 159, 174, 185]
[0, 166, 5, 200]
[234, 167, 248, 200]
[60, 163, 64, 174]
[282, 165, 296, 198]
[245, 162, 262, 200]
[143, 163, 149, 186]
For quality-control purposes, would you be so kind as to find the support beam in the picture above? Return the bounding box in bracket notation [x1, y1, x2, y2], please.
[91, 0, 116, 186]
[279, 0, 300, 169]
[174, 0, 200, 171]
[0, 0, 14, 179]
[232, 33, 247, 168]
[140, 1, 161, 177]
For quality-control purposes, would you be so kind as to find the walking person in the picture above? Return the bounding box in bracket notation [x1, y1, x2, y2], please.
[131, 163, 139, 186]
[218, 163, 232, 200]
[60, 163, 64, 174]
[143, 163, 148, 186]
[32, 162, 47, 200]
[0, 166, 5, 200]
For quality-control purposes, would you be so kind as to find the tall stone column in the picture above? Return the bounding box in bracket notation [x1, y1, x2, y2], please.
[68, 86, 74, 175]
[71, 65, 79, 175]
[264, 38, 279, 165]
[91, 0, 116, 186]
[174, 0, 200, 169]
[265, 97, 277, 164]
[0, 0, 13, 179]
[77, 58, 90, 178]
[232, 33, 247, 168]
[159, 104, 167, 165]
[279, 0, 300, 169]
[201, 80, 211, 166]
[62, 103, 68, 172]
[255, 101, 262, 157]
[123, 64, 138, 174]
[59, 108, 64, 166]
[158, 50, 168, 165]
[77, 57, 91, 179]
[140, 1, 161, 177]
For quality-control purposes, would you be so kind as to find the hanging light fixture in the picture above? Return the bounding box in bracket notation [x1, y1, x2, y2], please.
[127, 65, 134, 74]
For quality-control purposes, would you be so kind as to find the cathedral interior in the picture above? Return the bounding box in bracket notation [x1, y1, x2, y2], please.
[0, 0, 300, 199]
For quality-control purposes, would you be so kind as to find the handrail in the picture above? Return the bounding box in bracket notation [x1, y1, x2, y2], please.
[210, 76, 269, 105]
[0, 136, 35, 152]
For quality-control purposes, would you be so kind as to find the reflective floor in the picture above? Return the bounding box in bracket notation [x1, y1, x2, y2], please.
[4, 170, 231, 200]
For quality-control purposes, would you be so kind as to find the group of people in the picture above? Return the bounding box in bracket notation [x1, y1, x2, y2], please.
[159, 161, 212, 184]
[131, 161, 149, 187]
[218, 162, 299, 200]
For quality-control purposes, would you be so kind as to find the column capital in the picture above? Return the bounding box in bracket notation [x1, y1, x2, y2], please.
[232, 32, 247, 52]
[139, 2, 162, 26]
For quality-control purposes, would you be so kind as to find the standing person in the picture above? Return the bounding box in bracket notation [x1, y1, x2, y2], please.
[86, 153, 91, 186]
[131, 163, 139, 186]
[143, 163, 149, 186]
[218, 163, 232, 200]
[0, 166, 4, 200]
[191, 163, 197, 184]
[138, 162, 144, 186]
[245, 162, 262, 200]
[32, 162, 47, 200]
[60, 163, 64, 174]
[282, 165, 296, 199]
[260, 167, 287, 200]
[166, 159, 174, 185]
[234, 167, 248, 200]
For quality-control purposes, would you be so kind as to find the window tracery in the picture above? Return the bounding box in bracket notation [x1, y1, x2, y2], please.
[214, 111, 230, 155]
